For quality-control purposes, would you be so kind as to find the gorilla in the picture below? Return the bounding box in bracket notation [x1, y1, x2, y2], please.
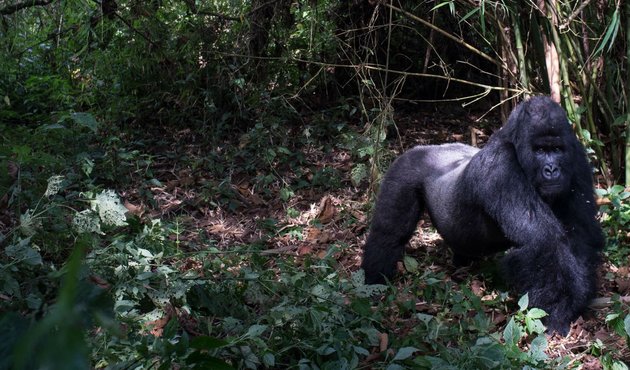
[361, 96, 604, 335]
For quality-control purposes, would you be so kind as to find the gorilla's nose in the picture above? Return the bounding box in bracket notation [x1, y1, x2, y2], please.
[543, 164, 560, 180]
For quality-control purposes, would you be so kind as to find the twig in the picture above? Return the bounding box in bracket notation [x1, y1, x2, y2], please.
[382, 2, 500, 67]
[559, 0, 593, 30]
[209, 51, 520, 93]
[590, 296, 630, 309]
[363, 65, 520, 92]
[260, 245, 298, 255]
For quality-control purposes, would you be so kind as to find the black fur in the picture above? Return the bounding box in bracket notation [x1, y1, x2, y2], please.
[361, 96, 604, 335]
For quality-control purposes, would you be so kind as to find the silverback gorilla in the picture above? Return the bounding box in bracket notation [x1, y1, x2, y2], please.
[361, 96, 604, 335]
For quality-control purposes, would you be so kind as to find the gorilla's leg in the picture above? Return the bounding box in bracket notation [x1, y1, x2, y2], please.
[362, 178, 423, 284]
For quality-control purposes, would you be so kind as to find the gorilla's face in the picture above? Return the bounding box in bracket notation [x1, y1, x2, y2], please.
[508, 98, 575, 200]
[529, 133, 572, 198]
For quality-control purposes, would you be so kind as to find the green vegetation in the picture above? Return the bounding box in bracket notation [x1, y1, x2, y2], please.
[0, 0, 629, 369]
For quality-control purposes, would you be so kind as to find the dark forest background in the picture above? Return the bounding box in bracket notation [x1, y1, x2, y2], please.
[1, 1, 629, 369]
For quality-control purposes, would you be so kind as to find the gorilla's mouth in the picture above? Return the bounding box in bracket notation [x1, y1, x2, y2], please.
[539, 183, 565, 196]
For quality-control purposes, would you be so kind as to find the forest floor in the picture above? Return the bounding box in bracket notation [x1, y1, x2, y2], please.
[112, 106, 628, 367]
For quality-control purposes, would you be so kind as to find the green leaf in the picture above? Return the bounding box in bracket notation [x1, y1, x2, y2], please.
[593, 8, 620, 55]
[262, 353, 275, 367]
[70, 112, 99, 133]
[503, 317, 522, 346]
[386, 365, 405, 370]
[611, 185, 625, 194]
[517, 294, 529, 311]
[316, 344, 336, 356]
[595, 188, 608, 197]
[190, 356, 235, 370]
[5, 238, 42, 266]
[279, 187, 294, 201]
[311, 284, 328, 301]
[527, 307, 547, 319]
[460, 7, 479, 23]
[393, 346, 418, 361]
[525, 316, 546, 335]
[606, 313, 621, 323]
[623, 315, 630, 337]
[430, 0, 455, 14]
[350, 297, 372, 317]
[402, 256, 419, 273]
[190, 336, 229, 350]
[246, 324, 267, 338]
[472, 337, 505, 367]
[416, 313, 433, 325]
[353, 345, 370, 356]
[528, 335, 548, 362]
[611, 360, 630, 370]
[350, 163, 367, 187]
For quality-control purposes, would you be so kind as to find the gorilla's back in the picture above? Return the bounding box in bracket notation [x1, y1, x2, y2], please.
[413, 143, 508, 255]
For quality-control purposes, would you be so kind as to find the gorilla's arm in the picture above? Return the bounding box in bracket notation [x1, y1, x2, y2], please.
[361, 153, 425, 284]
[464, 139, 600, 334]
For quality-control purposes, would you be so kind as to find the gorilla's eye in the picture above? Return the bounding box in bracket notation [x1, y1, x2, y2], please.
[534, 145, 562, 154]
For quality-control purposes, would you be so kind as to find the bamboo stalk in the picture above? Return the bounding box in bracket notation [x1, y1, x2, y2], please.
[561, 27, 612, 185]
[511, 12, 529, 95]
[547, 1, 611, 183]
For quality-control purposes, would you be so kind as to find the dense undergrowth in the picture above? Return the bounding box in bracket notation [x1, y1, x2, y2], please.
[0, 109, 629, 369]
[1, 0, 630, 369]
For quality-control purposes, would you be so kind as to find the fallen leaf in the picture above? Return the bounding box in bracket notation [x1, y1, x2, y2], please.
[316, 196, 336, 224]
[491, 311, 506, 326]
[148, 313, 171, 337]
[471, 279, 485, 296]
[305, 227, 321, 242]
[236, 183, 264, 205]
[89, 275, 111, 289]
[208, 223, 228, 234]
[379, 332, 389, 352]
[124, 200, 144, 217]
[297, 244, 313, 255]
[616, 278, 630, 294]
[178, 169, 195, 187]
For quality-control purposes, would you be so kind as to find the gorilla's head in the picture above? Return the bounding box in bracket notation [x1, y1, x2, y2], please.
[505, 96, 578, 199]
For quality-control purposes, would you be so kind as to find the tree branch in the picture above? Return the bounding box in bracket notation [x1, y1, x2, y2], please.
[382, 2, 501, 67]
